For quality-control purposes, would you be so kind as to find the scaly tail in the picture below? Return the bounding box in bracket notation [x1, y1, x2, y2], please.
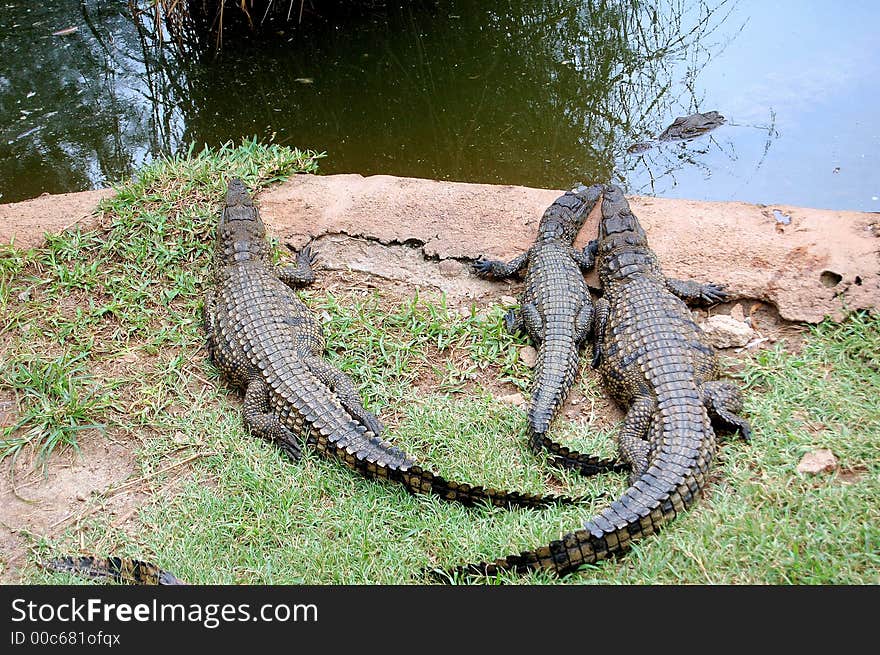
[40, 556, 187, 585]
[528, 429, 628, 477]
[399, 464, 583, 509]
[433, 399, 715, 580]
[319, 426, 589, 508]
[304, 397, 591, 510]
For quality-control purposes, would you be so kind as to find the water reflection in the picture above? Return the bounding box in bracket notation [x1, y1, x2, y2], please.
[166, 0, 748, 187]
[0, 2, 174, 201]
[2, 1, 871, 209]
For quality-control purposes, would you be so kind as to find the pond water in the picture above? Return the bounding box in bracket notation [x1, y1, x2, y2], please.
[1, 0, 878, 210]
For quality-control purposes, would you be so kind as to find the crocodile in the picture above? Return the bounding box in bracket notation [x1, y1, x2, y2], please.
[440, 183, 751, 579]
[628, 110, 726, 153]
[203, 177, 580, 510]
[39, 556, 186, 585]
[473, 185, 626, 476]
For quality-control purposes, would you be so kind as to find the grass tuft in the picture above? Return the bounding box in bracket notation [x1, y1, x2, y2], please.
[0, 350, 115, 465]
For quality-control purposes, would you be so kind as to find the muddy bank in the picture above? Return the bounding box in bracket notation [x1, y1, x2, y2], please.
[1, 175, 877, 323]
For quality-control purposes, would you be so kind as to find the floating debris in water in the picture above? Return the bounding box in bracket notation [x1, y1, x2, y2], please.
[16, 126, 42, 141]
[52, 26, 79, 36]
[294, 78, 314, 84]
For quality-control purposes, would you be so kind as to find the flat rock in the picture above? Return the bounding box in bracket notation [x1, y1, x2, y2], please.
[1, 173, 877, 323]
[729, 303, 746, 322]
[519, 346, 538, 368]
[498, 392, 526, 408]
[796, 449, 838, 475]
[257, 174, 879, 323]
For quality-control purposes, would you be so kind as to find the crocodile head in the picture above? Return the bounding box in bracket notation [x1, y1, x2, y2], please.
[597, 184, 648, 246]
[596, 184, 661, 281]
[537, 184, 602, 243]
[216, 178, 270, 262]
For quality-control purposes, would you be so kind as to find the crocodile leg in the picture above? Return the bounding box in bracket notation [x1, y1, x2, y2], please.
[591, 297, 610, 368]
[573, 292, 594, 344]
[503, 307, 523, 334]
[570, 242, 597, 272]
[473, 252, 529, 280]
[521, 302, 544, 344]
[666, 278, 727, 305]
[243, 378, 303, 461]
[617, 396, 656, 480]
[277, 245, 317, 288]
[702, 380, 752, 440]
[301, 354, 383, 436]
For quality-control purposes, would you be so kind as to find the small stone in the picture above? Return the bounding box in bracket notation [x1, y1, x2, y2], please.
[319, 311, 332, 323]
[796, 449, 838, 475]
[500, 295, 518, 307]
[172, 431, 187, 444]
[459, 306, 473, 318]
[570, 397, 581, 406]
[438, 259, 461, 278]
[729, 303, 745, 322]
[519, 346, 538, 368]
[75, 492, 87, 502]
[699, 314, 755, 349]
[498, 392, 526, 407]
[17, 289, 31, 302]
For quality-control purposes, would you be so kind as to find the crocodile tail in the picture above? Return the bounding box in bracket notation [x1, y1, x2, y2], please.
[527, 338, 581, 437]
[436, 407, 716, 580]
[319, 414, 584, 510]
[40, 556, 187, 585]
[432, 471, 692, 581]
[525, 338, 626, 477]
[400, 464, 581, 509]
[428, 526, 604, 581]
[527, 429, 628, 477]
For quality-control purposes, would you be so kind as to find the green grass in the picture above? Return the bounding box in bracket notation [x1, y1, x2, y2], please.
[2, 142, 877, 585]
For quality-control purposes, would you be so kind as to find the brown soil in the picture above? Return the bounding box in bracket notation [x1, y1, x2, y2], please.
[0, 427, 139, 582]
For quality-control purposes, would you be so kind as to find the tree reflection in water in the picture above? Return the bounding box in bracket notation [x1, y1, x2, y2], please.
[0, 0, 761, 202]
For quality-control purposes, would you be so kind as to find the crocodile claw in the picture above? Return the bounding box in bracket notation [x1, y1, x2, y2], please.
[472, 258, 493, 278]
[277, 431, 303, 462]
[298, 244, 318, 268]
[700, 283, 727, 304]
[278, 440, 302, 462]
[360, 412, 383, 437]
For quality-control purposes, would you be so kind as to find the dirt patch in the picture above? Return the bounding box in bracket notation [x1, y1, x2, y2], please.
[0, 429, 139, 582]
[0, 189, 114, 250]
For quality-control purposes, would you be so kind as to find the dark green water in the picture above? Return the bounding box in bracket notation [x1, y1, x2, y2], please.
[1, 0, 878, 210]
